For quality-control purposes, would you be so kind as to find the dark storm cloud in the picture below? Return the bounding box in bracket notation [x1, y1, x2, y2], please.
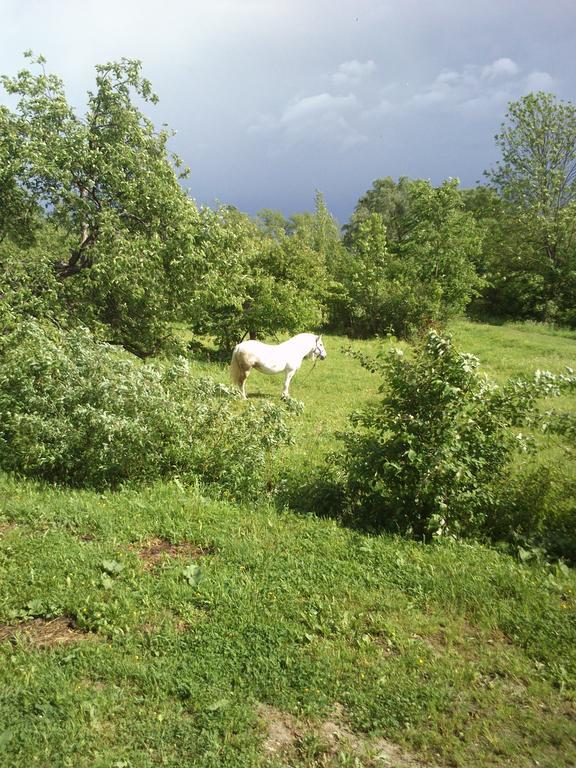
[2, 0, 575, 223]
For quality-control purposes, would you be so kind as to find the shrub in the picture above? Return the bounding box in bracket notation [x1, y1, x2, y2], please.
[333, 330, 575, 540]
[486, 464, 576, 563]
[0, 321, 292, 495]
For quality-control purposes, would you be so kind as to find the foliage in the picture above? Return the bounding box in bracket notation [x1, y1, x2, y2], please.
[327, 211, 395, 336]
[0, 53, 197, 355]
[0, 105, 40, 247]
[178, 202, 330, 351]
[334, 179, 484, 337]
[0, 321, 292, 495]
[0, 223, 65, 327]
[486, 463, 576, 563]
[342, 176, 416, 247]
[484, 92, 576, 325]
[332, 330, 575, 539]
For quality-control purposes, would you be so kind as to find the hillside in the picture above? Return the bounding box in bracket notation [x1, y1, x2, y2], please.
[1, 321, 575, 767]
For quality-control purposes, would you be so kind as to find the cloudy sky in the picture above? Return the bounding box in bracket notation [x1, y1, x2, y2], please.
[2, 0, 575, 224]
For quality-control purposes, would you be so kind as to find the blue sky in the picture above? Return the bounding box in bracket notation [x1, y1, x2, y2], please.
[2, 0, 575, 224]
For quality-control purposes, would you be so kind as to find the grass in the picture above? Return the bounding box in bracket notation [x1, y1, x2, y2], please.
[1, 320, 576, 767]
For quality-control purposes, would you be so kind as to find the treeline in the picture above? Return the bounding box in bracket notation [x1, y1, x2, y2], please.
[2, 56, 575, 356]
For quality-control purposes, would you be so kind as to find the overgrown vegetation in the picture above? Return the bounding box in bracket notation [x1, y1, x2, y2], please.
[327, 330, 576, 552]
[0, 320, 292, 495]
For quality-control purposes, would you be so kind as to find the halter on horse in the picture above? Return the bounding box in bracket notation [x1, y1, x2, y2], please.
[230, 333, 327, 399]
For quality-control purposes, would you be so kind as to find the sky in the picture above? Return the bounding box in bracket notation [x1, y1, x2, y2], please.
[2, 0, 576, 225]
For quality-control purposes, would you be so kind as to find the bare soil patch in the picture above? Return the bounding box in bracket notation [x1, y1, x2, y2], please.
[130, 537, 214, 570]
[0, 522, 17, 537]
[0, 616, 98, 648]
[258, 702, 433, 766]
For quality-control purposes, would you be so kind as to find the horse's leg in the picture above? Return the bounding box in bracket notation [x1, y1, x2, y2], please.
[282, 368, 297, 399]
[240, 366, 252, 399]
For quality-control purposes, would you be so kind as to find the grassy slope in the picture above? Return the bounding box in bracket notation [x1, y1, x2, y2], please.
[1, 321, 575, 768]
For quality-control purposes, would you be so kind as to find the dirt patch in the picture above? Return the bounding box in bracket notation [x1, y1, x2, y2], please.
[130, 537, 214, 570]
[258, 703, 302, 757]
[258, 702, 432, 767]
[0, 522, 17, 537]
[422, 619, 512, 660]
[0, 616, 98, 648]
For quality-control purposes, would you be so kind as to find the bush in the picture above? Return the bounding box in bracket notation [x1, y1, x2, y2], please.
[0, 321, 292, 495]
[332, 330, 575, 540]
[486, 464, 576, 563]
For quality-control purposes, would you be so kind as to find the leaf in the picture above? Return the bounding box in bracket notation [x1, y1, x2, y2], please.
[182, 564, 202, 587]
[100, 575, 115, 590]
[206, 698, 229, 712]
[25, 598, 45, 616]
[101, 559, 124, 575]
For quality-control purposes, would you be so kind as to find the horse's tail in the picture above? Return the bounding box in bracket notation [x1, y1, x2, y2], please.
[230, 345, 244, 388]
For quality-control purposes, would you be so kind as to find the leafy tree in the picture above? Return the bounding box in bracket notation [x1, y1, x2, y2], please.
[342, 176, 416, 247]
[462, 185, 548, 320]
[398, 179, 484, 323]
[328, 212, 394, 336]
[485, 92, 576, 324]
[0, 223, 64, 328]
[178, 206, 327, 350]
[0, 105, 40, 247]
[0, 53, 196, 355]
[333, 179, 484, 337]
[244, 230, 327, 337]
[256, 208, 290, 239]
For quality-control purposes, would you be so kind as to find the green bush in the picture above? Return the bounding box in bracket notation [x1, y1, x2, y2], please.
[486, 464, 576, 563]
[0, 321, 292, 494]
[333, 330, 575, 540]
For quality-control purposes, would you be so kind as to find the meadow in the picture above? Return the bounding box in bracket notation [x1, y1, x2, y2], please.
[1, 320, 575, 767]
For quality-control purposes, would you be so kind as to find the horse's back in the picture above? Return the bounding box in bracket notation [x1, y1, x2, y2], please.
[233, 338, 291, 375]
[235, 339, 271, 355]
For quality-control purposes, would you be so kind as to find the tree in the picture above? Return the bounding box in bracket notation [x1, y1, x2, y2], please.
[485, 92, 576, 323]
[462, 185, 549, 320]
[333, 179, 484, 337]
[0, 105, 40, 247]
[398, 179, 484, 323]
[328, 211, 393, 336]
[177, 206, 327, 351]
[0, 53, 196, 355]
[342, 176, 416, 247]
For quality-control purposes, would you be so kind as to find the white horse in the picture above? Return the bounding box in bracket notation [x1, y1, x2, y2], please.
[230, 333, 326, 399]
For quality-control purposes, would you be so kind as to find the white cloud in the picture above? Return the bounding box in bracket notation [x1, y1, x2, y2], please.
[362, 97, 394, 119]
[332, 59, 376, 86]
[282, 92, 357, 123]
[523, 70, 557, 93]
[481, 57, 520, 79]
[400, 59, 556, 116]
[248, 91, 366, 150]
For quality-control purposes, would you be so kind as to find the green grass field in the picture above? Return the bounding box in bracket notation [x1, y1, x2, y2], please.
[1, 320, 575, 767]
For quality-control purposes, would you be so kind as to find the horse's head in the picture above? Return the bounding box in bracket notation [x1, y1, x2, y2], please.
[314, 335, 327, 360]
